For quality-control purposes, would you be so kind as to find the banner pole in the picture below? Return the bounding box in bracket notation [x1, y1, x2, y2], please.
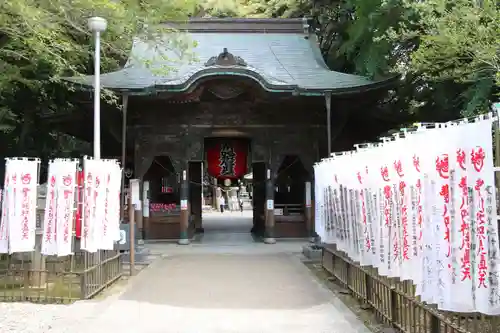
[120, 95, 129, 221]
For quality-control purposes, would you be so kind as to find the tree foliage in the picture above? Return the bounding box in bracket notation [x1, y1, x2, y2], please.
[0, 0, 498, 163]
[0, 0, 191, 161]
[317, 0, 499, 116]
[408, 0, 499, 86]
[194, 0, 499, 117]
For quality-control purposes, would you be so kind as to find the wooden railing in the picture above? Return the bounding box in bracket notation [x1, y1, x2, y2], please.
[322, 246, 500, 333]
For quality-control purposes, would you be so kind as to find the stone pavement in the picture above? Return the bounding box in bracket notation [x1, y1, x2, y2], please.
[75, 212, 372, 333]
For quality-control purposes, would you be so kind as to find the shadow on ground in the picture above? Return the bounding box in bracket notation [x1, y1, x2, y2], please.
[119, 253, 330, 310]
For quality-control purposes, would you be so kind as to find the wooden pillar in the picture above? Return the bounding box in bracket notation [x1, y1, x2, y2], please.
[189, 162, 203, 233]
[264, 168, 276, 244]
[305, 181, 314, 242]
[134, 204, 143, 239]
[178, 169, 190, 245]
[251, 162, 265, 235]
[325, 92, 332, 156]
[120, 94, 128, 220]
[212, 178, 218, 210]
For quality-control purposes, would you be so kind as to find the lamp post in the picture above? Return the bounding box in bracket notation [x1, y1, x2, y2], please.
[88, 17, 107, 159]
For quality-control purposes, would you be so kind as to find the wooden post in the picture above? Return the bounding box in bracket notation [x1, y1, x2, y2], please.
[134, 201, 143, 239]
[128, 195, 135, 276]
[32, 189, 46, 287]
[178, 169, 190, 245]
[31, 234, 46, 287]
[264, 168, 276, 244]
[305, 181, 315, 242]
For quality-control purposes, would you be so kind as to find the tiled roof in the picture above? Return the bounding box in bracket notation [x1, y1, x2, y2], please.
[66, 18, 393, 95]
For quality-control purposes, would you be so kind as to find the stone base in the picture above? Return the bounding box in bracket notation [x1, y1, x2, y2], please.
[121, 246, 151, 265]
[302, 244, 322, 262]
[177, 238, 191, 245]
[263, 237, 276, 244]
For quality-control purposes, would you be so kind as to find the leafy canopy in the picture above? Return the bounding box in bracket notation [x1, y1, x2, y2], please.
[0, 0, 192, 89]
[0, 0, 191, 160]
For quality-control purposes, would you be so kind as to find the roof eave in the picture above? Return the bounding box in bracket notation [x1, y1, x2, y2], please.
[296, 75, 400, 96]
[62, 67, 299, 95]
[62, 72, 399, 97]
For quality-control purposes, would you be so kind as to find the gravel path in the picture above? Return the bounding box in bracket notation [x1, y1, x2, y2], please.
[0, 301, 94, 333]
[0, 253, 370, 333]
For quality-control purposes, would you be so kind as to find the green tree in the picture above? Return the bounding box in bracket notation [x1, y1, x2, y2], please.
[405, 0, 499, 115]
[0, 0, 191, 160]
[323, 0, 499, 116]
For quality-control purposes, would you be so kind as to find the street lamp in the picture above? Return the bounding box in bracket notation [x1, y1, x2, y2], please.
[88, 17, 107, 160]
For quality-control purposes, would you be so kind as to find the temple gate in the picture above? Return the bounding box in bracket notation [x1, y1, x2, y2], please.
[60, 18, 394, 244]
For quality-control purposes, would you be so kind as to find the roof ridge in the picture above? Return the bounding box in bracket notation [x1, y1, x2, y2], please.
[163, 17, 312, 34]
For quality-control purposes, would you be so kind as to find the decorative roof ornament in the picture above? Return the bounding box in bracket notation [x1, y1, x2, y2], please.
[205, 48, 247, 67]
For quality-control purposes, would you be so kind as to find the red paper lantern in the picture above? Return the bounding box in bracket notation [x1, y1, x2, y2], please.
[206, 139, 248, 179]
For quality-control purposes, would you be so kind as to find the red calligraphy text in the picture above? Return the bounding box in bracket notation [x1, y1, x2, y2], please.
[475, 178, 487, 288]
[439, 184, 451, 257]
[394, 160, 404, 177]
[456, 149, 466, 170]
[383, 186, 391, 227]
[471, 147, 485, 172]
[83, 172, 93, 240]
[413, 155, 420, 172]
[458, 176, 471, 280]
[381, 166, 390, 182]
[45, 176, 56, 244]
[436, 154, 449, 179]
[20, 173, 32, 240]
[400, 181, 409, 260]
[150, 203, 177, 212]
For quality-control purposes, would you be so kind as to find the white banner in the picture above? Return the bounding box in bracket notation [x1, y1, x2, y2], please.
[56, 161, 77, 257]
[4, 159, 39, 253]
[468, 120, 500, 314]
[314, 116, 500, 315]
[100, 160, 122, 250]
[42, 163, 59, 255]
[42, 159, 78, 256]
[81, 158, 98, 252]
[81, 158, 122, 252]
[111, 161, 123, 242]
